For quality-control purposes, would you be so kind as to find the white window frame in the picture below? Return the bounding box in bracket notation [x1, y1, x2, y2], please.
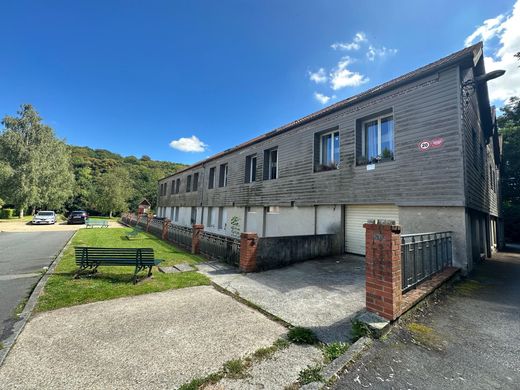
[319, 130, 340, 167]
[248, 155, 257, 183]
[361, 115, 394, 159]
[268, 148, 278, 180]
[220, 164, 228, 187]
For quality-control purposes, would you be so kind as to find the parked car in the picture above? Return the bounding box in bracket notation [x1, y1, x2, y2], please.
[32, 211, 56, 225]
[67, 210, 88, 224]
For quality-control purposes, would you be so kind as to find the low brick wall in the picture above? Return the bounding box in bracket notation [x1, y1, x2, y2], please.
[255, 234, 340, 271]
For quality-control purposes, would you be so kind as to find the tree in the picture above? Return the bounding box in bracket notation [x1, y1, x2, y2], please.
[0, 105, 74, 217]
[90, 167, 132, 217]
[498, 96, 520, 242]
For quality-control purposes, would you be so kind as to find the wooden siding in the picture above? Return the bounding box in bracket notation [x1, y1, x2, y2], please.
[460, 66, 500, 216]
[159, 66, 466, 209]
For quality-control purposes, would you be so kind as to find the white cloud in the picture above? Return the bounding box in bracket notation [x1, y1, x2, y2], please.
[331, 32, 367, 51]
[313, 92, 336, 105]
[329, 56, 369, 90]
[366, 45, 398, 61]
[465, 0, 520, 103]
[464, 15, 506, 47]
[169, 135, 208, 152]
[309, 68, 327, 84]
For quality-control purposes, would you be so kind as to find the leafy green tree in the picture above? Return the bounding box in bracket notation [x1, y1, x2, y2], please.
[91, 167, 132, 217]
[498, 96, 520, 242]
[0, 104, 74, 216]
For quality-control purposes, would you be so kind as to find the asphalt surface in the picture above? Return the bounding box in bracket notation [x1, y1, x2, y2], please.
[331, 248, 520, 390]
[0, 231, 73, 342]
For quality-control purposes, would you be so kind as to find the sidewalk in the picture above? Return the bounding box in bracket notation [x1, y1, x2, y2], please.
[331, 249, 520, 389]
[0, 286, 286, 389]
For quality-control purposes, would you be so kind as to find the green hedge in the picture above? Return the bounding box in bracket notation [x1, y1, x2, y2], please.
[1, 208, 16, 219]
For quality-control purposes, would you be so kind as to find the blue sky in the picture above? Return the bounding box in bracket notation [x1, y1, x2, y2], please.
[1, 0, 518, 164]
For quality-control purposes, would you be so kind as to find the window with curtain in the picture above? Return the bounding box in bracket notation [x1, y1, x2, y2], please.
[361, 115, 394, 163]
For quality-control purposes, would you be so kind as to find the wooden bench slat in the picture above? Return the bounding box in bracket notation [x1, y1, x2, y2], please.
[74, 247, 162, 284]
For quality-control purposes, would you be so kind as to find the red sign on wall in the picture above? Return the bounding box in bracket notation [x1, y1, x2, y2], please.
[418, 137, 444, 151]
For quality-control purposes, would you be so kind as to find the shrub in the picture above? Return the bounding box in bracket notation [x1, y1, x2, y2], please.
[287, 327, 318, 344]
[1, 208, 15, 219]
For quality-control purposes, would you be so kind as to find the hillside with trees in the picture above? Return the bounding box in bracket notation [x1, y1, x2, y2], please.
[67, 145, 185, 215]
[0, 104, 185, 217]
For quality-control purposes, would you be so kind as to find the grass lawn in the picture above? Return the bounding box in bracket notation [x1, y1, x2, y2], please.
[36, 227, 210, 312]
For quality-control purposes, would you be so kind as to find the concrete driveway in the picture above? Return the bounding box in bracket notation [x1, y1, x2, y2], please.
[198, 254, 366, 343]
[0, 231, 74, 343]
[0, 286, 286, 389]
[331, 249, 520, 389]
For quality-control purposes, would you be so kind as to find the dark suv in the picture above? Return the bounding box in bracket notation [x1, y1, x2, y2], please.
[67, 210, 88, 224]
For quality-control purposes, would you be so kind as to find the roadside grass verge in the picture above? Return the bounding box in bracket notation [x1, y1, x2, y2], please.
[36, 227, 210, 312]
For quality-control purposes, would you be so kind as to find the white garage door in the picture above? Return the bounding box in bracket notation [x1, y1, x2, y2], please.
[345, 205, 399, 255]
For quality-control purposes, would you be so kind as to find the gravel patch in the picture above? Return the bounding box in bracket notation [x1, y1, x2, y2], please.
[0, 286, 286, 389]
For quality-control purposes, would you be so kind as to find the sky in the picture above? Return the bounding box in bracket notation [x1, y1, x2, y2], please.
[0, 0, 519, 164]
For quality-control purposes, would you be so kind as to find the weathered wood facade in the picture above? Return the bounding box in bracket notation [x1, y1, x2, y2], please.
[157, 42, 502, 272]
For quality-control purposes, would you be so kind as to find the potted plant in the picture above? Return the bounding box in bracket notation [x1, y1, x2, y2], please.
[380, 148, 394, 162]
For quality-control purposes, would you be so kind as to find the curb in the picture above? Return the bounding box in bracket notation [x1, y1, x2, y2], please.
[0, 231, 76, 367]
[300, 336, 373, 390]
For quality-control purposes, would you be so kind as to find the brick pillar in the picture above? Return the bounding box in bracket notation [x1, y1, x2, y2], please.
[192, 224, 204, 254]
[240, 232, 258, 272]
[363, 222, 402, 321]
[162, 219, 171, 240]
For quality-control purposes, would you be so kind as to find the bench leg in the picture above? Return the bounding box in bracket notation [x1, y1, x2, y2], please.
[148, 265, 153, 277]
[74, 265, 88, 279]
[133, 264, 141, 284]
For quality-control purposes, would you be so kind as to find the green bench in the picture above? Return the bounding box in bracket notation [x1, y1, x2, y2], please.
[86, 218, 109, 228]
[126, 226, 143, 239]
[74, 247, 162, 284]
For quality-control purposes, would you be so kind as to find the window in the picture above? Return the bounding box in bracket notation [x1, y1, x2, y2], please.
[263, 147, 278, 180]
[245, 154, 257, 183]
[174, 206, 179, 222]
[175, 179, 180, 194]
[219, 164, 228, 187]
[218, 207, 225, 229]
[193, 172, 199, 191]
[190, 207, 197, 225]
[208, 207, 214, 227]
[315, 129, 340, 171]
[361, 115, 394, 163]
[186, 175, 192, 192]
[208, 167, 216, 189]
[171, 180, 175, 194]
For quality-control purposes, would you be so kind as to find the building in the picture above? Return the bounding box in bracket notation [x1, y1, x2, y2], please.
[157, 42, 502, 273]
[137, 199, 151, 215]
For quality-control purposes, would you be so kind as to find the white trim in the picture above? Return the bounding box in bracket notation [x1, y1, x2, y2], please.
[319, 130, 340, 166]
[361, 114, 394, 159]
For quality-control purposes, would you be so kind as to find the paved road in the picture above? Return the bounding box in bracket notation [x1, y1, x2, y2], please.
[0, 231, 73, 342]
[332, 249, 520, 390]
